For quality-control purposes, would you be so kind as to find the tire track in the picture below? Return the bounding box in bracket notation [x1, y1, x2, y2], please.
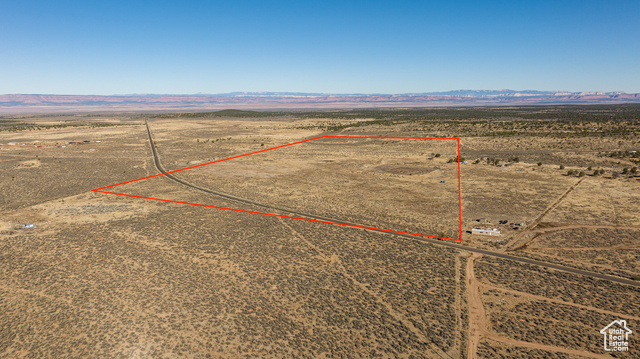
[505, 177, 586, 252]
[276, 216, 451, 359]
[142, 120, 640, 289]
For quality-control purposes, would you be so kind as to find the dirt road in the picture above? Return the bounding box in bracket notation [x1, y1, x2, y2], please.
[504, 177, 586, 252]
[466, 254, 616, 359]
[133, 119, 640, 290]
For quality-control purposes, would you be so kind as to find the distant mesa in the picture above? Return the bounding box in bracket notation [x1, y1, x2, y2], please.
[0, 90, 639, 113]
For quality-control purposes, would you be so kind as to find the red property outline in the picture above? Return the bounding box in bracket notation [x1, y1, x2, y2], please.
[92, 136, 463, 242]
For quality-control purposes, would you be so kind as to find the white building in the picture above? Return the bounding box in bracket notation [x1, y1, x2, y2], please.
[472, 228, 501, 236]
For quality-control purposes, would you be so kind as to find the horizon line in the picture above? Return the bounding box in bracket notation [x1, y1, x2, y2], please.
[1, 89, 635, 97]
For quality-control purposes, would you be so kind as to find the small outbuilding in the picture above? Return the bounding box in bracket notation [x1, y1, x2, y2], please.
[472, 228, 501, 236]
[20, 223, 37, 230]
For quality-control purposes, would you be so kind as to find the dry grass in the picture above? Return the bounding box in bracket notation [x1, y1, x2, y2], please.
[476, 256, 640, 317]
[1, 108, 639, 357]
[544, 178, 640, 226]
[477, 339, 577, 359]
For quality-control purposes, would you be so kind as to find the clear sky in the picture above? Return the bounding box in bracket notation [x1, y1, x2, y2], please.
[1, 0, 638, 95]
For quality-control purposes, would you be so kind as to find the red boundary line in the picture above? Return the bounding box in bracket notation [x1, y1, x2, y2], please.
[92, 136, 463, 242]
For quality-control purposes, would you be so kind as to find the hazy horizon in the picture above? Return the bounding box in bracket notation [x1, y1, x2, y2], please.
[2, 89, 637, 97]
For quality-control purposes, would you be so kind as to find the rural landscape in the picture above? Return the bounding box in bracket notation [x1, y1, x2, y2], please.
[1, 105, 639, 357]
[3, 0, 639, 357]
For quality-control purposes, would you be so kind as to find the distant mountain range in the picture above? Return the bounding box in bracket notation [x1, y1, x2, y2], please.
[1, 90, 639, 114]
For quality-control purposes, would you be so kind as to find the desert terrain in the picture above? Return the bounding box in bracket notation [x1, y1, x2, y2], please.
[1, 106, 639, 358]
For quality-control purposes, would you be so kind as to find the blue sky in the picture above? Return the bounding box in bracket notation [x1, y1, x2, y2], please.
[1, 1, 638, 94]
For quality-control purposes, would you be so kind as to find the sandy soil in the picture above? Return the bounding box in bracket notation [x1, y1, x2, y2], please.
[1, 109, 639, 357]
[466, 254, 619, 359]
